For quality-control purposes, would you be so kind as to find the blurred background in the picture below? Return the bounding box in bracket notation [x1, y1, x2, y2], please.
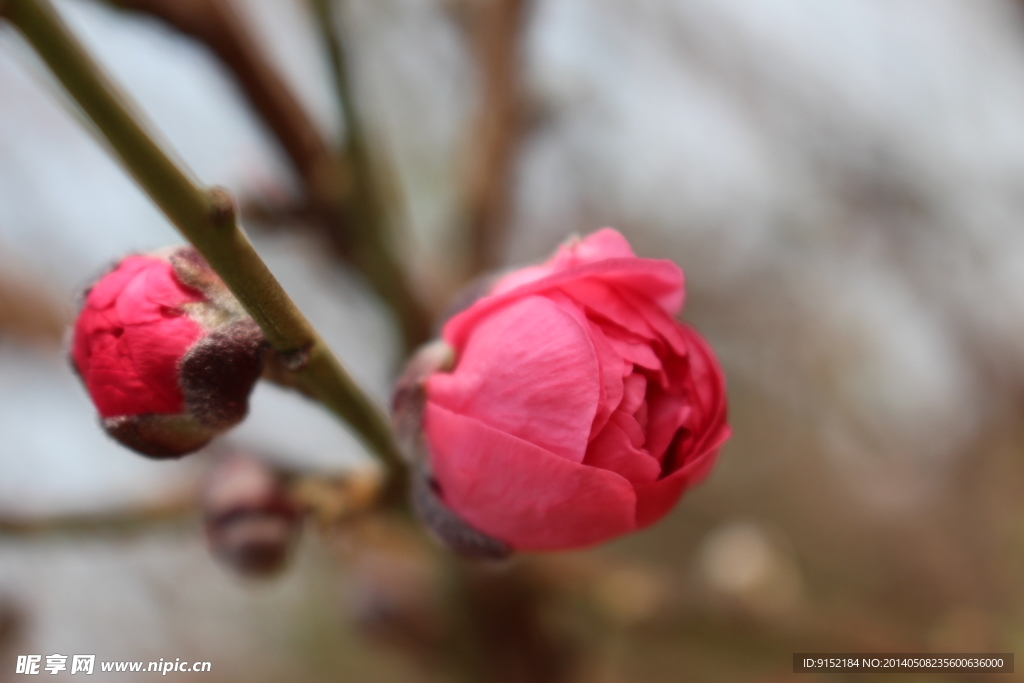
[2, 0, 1024, 680]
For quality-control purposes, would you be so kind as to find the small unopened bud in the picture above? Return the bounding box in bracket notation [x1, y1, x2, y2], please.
[70, 248, 267, 458]
[202, 454, 302, 577]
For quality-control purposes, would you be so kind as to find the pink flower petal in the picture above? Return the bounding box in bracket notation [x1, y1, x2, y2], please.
[489, 229, 638, 297]
[678, 326, 730, 456]
[620, 372, 647, 415]
[558, 279, 657, 340]
[544, 228, 637, 271]
[645, 389, 692, 462]
[583, 321, 626, 440]
[85, 256, 153, 309]
[84, 333, 166, 416]
[584, 411, 661, 486]
[117, 259, 202, 325]
[642, 322, 728, 465]
[122, 316, 203, 413]
[445, 257, 684, 348]
[633, 426, 730, 529]
[634, 400, 649, 431]
[618, 288, 689, 357]
[601, 326, 666, 385]
[488, 263, 555, 297]
[428, 295, 600, 463]
[425, 403, 637, 550]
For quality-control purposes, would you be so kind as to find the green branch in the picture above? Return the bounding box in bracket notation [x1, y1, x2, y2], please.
[2, 0, 406, 495]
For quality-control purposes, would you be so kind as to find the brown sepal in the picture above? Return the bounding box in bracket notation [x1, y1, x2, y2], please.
[102, 413, 217, 459]
[179, 318, 268, 431]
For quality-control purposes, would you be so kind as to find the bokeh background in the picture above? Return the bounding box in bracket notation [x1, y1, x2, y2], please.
[2, 0, 1024, 680]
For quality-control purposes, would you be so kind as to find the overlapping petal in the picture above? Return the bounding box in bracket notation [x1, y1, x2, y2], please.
[420, 229, 728, 551]
[428, 295, 599, 463]
[425, 403, 637, 550]
[444, 231, 684, 351]
[73, 256, 204, 418]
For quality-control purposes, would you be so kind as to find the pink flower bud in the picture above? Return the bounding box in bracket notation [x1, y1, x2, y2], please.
[400, 229, 730, 553]
[203, 454, 302, 578]
[71, 248, 266, 458]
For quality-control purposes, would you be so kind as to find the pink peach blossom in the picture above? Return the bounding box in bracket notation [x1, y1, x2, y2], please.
[423, 229, 730, 551]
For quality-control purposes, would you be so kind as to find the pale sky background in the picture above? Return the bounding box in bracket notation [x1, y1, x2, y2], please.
[2, 0, 1024, 678]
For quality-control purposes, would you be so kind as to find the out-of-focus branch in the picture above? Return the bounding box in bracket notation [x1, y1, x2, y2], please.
[0, 492, 198, 538]
[0, 265, 67, 344]
[309, 0, 431, 350]
[103, 0, 346, 208]
[0, 455, 384, 540]
[100, 0, 432, 351]
[1, 0, 407, 501]
[449, 559, 580, 683]
[455, 0, 533, 277]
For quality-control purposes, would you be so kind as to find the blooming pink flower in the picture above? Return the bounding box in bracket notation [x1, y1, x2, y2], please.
[419, 229, 730, 551]
[71, 248, 266, 457]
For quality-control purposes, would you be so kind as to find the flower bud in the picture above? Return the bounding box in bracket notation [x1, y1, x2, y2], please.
[70, 248, 267, 457]
[202, 454, 302, 578]
[394, 229, 731, 553]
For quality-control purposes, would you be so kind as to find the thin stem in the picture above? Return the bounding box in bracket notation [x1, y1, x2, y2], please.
[309, 0, 432, 351]
[0, 493, 197, 538]
[102, 0, 347, 209]
[2, 0, 406, 490]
